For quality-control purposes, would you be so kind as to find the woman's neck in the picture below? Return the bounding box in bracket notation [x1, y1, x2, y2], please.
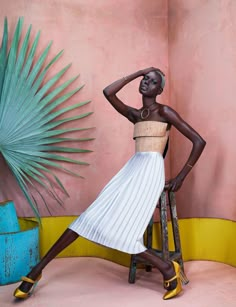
[142, 96, 157, 108]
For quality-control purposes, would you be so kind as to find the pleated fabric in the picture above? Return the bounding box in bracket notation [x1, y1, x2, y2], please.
[69, 152, 165, 254]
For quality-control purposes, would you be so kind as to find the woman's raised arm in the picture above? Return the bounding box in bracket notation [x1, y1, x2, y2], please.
[103, 68, 158, 121]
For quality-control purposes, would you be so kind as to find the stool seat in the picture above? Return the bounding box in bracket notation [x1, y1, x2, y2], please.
[128, 190, 189, 284]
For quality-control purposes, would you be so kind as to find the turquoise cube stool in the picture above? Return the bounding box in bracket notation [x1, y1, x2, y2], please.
[0, 200, 20, 233]
[0, 200, 39, 285]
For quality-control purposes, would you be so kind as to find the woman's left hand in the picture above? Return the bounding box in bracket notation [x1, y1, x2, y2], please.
[165, 176, 184, 192]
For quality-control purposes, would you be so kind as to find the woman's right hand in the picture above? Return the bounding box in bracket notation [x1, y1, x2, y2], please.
[141, 67, 162, 76]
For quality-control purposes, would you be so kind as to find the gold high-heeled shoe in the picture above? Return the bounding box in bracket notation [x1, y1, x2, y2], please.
[163, 261, 184, 300]
[13, 274, 42, 299]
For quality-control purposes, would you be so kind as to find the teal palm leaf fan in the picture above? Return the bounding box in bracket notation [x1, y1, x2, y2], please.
[0, 17, 93, 219]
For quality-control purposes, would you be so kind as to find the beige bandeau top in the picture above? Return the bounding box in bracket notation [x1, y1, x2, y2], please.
[133, 121, 169, 154]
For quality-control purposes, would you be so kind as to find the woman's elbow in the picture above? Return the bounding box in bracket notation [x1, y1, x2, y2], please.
[198, 137, 206, 151]
[103, 87, 111, 98]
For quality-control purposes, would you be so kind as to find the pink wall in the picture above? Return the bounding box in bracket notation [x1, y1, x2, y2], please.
[0, 0, 169, 216]
[1, 1, 234, 221]
[168, 0, 236, 220]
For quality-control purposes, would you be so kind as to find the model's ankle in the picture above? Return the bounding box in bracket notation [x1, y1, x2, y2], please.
[163, 261, 175, 279]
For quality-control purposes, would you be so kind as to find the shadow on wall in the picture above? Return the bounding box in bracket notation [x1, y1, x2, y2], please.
[173, 140, 224, 219]
[0, 155, 25, 211]
[0, 154, 40, 216]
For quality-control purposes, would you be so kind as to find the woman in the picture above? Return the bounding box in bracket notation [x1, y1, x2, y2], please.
[14, 67, 206, 300]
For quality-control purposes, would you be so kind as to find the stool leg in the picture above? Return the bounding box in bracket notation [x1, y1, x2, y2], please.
[160, 191, 169, 261]
[128, 254, 137, 284]
[169, 191, 189, 285]
[146, 216, 153, 249]
[145, 217, 153, 272]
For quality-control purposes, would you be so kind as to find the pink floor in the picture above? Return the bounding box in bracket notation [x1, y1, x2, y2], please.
[1, 258, 236, 307]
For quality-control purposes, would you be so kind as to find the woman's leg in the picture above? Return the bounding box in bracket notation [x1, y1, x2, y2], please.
[138, 250, 185, 300]
[138, 250, 185, 299]
[15, 228, 79, 295]
[138, 250, 176, 286]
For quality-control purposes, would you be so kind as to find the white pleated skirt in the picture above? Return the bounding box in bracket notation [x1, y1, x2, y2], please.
[69, 152, 165, 254]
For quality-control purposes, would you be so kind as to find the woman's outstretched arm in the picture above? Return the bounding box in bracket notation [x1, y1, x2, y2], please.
[162, 106, 206, 192]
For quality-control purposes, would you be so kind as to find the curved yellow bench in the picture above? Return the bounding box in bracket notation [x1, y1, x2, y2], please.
[25, 217, 236, 268]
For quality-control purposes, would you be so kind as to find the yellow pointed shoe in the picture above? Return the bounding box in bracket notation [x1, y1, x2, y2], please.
[163, 261, 183, 300]
[13, 274, 42, 299]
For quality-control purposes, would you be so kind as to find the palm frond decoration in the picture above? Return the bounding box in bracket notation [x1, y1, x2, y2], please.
[0, 17, 94, 219]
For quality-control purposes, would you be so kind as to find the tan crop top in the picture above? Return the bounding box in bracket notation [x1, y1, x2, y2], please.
[133, 121, 169, 154]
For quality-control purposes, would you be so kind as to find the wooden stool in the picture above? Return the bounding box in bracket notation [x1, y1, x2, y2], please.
[128, 190, 189, 284]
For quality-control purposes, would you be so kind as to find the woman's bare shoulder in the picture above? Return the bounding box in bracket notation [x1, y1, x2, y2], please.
[159, 104, 181, 119]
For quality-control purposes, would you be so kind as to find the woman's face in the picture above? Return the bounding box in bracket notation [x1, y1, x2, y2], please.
[139, 71, 162, 97]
